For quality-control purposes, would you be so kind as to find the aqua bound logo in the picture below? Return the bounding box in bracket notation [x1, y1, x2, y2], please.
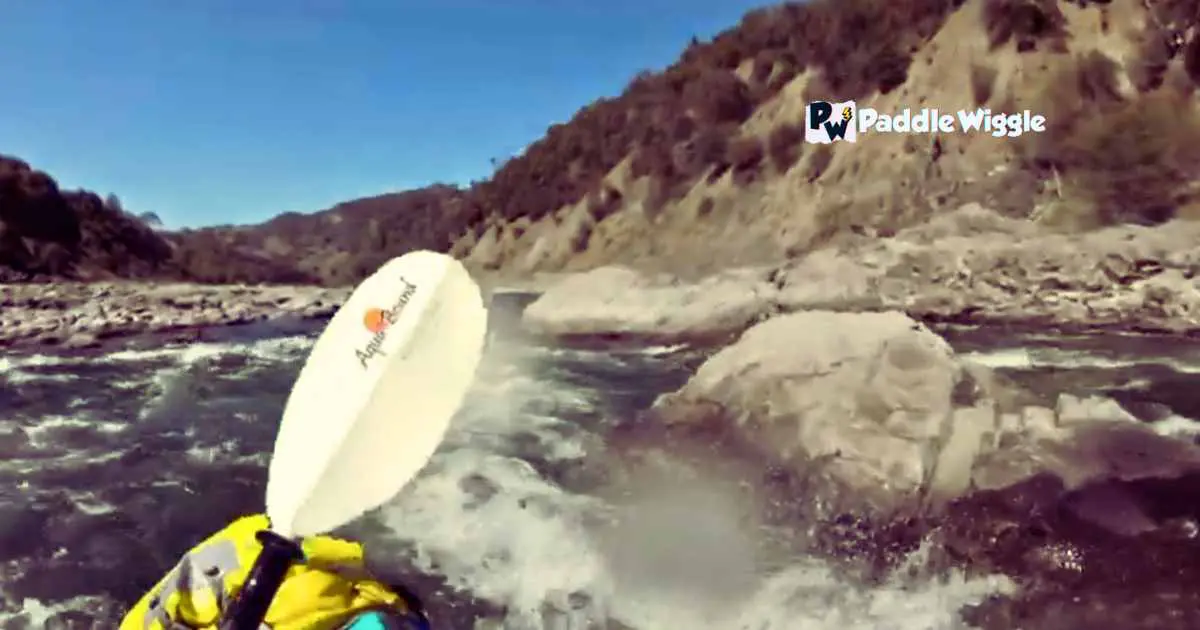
[356, 277, 418, 368]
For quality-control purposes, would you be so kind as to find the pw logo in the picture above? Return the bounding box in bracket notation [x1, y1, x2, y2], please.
[805, 100, 857, 143]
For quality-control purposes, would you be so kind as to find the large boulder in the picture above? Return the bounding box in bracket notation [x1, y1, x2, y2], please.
[522, 265, 776, 345]
[650, 309, 1200, 518]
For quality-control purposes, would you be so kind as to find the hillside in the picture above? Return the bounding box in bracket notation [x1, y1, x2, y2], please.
[0, 155, 175, 281]
[449, 0, 1200, 277]
[219, 0, 1200, 284]
[6, 0, 1200, 286]
[0, 155, 316, 284]
[175, 185, 474, 286]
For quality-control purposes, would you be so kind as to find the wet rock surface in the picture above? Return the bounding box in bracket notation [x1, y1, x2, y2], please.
[601, 304, 1200, 629]
[0, 282, 351, 350]
[651, 309, 1200, 518]
[946, 473, 1200, 630]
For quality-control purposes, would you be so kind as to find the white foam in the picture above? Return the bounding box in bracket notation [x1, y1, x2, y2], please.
[0, 595, 112, 628]
[728, 562, 1014, 630]
[960, 347, 1032, 370]
[0, 353, 78, 384]
[964, 346, 1200, 373]
[639, 343, 690, 357]
[380, 444, 1014, 630]
[1152, 414, 1200, 439]
[371, 345, 1015, 630]
[134, 335, 313, 421]
[379, 449, 612, 627]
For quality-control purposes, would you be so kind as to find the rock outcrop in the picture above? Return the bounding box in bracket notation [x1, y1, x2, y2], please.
[521, 266, 775, 345]
[522, 205, 1200, 344]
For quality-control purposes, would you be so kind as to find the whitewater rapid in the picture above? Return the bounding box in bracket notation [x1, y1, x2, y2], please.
[1, 319, 1198, 628]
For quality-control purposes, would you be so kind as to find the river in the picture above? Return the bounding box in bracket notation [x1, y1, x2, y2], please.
[0, 296, 1198, 629]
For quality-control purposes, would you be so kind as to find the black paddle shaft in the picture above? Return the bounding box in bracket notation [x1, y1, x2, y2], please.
[219, 530, 305, 630]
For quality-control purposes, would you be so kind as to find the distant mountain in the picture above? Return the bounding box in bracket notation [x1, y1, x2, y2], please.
[173, 185, 473, 285]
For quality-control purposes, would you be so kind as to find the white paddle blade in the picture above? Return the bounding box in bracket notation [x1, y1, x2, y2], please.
[265, 251, 487, 538]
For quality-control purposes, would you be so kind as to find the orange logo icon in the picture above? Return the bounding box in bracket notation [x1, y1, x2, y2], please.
[363, 307, 388, 333]
[355, 277, 418, 369]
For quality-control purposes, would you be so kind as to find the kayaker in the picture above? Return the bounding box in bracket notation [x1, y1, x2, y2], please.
[119, 513, 430, 630]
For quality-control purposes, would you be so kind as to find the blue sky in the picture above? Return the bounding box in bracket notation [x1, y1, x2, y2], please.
[0, 0, 771, 229]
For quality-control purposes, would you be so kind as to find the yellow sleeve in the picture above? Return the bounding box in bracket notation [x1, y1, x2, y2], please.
[301, 536, 370, 579]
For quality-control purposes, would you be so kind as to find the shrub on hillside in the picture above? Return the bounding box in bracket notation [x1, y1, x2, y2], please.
[1074, 50, 1123, 103]
[631, 143, 672, 180]
[645, 178, 677, 219]
[669, 115, 697, 142]
[751, 52, 776, 85]
[586, 185, 624, 220]
[682, 70, 755, 125]
[727, 137, 765, 185]
[1037, 91, 1200, 226]
[674, 126, 729, 177]
[803, 145, 835, 183]
[766, 123, 805, 172]
[1184, 35, 1200, 86]
[980, 0, 1067, 52]
[1022, 51, 1122, 147]
[969, 63, 997, 105]
[1130, 30, 1174, 92]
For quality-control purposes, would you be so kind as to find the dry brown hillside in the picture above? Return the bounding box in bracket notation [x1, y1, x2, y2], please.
[223, 0, 1200, 285]
[453, 0, 1200, 278]
[6, 0, 1200, 286]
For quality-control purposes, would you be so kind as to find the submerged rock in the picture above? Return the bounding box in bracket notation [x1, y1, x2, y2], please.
[944, 472, 1200, 630]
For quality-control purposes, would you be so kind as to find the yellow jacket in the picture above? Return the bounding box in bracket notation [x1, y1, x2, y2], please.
[119, 514, 411, 630]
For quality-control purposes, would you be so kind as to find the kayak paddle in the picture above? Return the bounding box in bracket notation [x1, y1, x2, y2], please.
[218, 250, 488, 630]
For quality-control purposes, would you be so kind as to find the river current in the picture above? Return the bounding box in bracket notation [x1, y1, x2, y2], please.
[1, 297, 1199, 629]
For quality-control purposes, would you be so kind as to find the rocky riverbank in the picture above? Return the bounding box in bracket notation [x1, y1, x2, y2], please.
[523, 205, 1200, 346]
[0, 282, 352, 350]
